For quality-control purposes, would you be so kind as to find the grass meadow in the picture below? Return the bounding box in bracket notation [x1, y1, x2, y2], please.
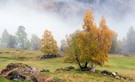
[0, 48, 135, 82]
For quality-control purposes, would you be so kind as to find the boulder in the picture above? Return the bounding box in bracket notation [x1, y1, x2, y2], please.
[40, 55, 57, 59]
[65, 66, 75, 71]
[40, 69, 50, 72]
[6, 70, 26, 80]
[64, 67, 70, 71]
[115, 76, 120, 79]
[112, 72, 117, 77]
[0, 63, 40, 82]
[100, 70, 128, 80]
[101, 70, 118, 77]
[56, 66, 75, 72]
[68, 66, 75, 70]
[55, 68, 64, 73]
[101, 70, 112, 75]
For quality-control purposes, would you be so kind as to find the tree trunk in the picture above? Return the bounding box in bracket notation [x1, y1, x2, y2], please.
[84, 62, 88, 68]
[74, 51, 82, 70]
[91, 62, 96, 72]
[76, 58, 82, 71]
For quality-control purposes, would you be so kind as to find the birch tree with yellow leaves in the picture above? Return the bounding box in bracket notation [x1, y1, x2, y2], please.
[64, 10, 114, 72]
[41, 29, 58, 55]
[78, 10, 100, 71]
[64, 30, 83, 69]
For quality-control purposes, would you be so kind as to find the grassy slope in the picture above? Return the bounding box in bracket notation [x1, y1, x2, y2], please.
[0, 48, 135, 82]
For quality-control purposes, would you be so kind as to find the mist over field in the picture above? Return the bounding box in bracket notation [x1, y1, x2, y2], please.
[0, 0, 135, 45]
[1, 1, 135, 82]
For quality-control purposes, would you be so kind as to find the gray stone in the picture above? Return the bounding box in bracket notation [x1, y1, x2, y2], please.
[41, 69, 50, 72]
[115, 76, 120, 79]
[1, 63, 40, 82]
[112, 72, 117, 76]
[6, 71, 26, 80]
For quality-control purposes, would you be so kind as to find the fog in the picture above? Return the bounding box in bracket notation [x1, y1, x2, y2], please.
[0, 0, 135, 45]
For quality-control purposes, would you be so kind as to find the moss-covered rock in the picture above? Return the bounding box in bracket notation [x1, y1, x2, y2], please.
[55, 66, 75, 72]
[40, 54, 59, 59]
[0, 63, 40, 82]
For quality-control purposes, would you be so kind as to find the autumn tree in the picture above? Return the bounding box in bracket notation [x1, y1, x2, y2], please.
[78, 10, 99, 71]
[64, 10, 113, 72]
[64, 30, 84, 69]
[96, 16, 114, 68]
[41, 29, 59, 55]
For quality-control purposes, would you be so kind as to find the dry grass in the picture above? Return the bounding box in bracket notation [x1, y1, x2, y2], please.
[0, 48, 135, 82]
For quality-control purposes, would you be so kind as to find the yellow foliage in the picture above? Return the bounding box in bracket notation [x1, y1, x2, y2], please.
[64, 10, 115, 70]
[79, 14, 114, 66]
[41, 29, 58, 55]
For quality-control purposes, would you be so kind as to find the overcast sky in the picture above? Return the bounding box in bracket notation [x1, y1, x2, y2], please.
[0, 0, 135, 45]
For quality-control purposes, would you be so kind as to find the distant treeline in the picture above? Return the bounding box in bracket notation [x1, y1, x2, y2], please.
[107, 27, 135, 55]
[0, 26, 41, 50]
[0, 26, 135, 55]
[118, 27, 135, 55]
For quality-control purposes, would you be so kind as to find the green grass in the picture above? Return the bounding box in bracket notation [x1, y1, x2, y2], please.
[0, 76, 28, 82]
[0, 76, 10, 82]
[0, 48, 135, 82]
